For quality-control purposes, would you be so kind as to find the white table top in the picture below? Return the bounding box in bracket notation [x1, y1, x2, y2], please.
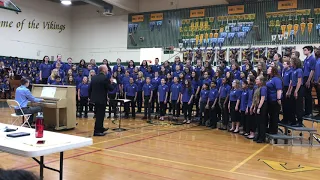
[0, 123, 92, 157]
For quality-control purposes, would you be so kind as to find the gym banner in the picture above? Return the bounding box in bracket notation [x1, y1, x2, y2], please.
[190, 9, 205, 18]
[150, 13, 163, 21]
[278, 0, 297, 10]
[228, 5, 244, 15]
[132, 15, 144, 22]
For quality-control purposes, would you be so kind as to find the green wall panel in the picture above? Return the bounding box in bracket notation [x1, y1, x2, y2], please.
[128, 0, 320, 49]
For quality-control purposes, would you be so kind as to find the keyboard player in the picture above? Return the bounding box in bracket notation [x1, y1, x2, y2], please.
[15, 78, 44, 125]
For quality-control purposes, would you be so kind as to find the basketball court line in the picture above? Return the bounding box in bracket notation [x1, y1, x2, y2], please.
[88, 146, 276, 180]
[229, 144, 269, 172]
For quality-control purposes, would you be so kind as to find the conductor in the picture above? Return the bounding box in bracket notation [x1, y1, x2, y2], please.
[89, 65, 114, 136]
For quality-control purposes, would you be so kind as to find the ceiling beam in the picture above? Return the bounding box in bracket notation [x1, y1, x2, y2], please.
[103, 0, 139, 13]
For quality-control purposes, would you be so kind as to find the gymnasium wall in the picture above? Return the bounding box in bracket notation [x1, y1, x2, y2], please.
[0, 0, 72, 60]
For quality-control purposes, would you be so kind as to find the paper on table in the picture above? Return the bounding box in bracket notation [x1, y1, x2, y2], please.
[22, 139, 71, 148]
[41, 87, 56, 98]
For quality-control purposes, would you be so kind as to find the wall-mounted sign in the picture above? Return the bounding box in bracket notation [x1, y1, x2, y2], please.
[150, 13, 163, 21]
[278, 0, 297, 10]
[132, 15, 144, 22]
[0, 19, 66, 32]
[228, 5, 244, 14]
[190, 9, 205, 18]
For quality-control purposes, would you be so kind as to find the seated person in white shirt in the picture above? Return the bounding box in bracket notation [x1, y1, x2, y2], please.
[15, 78, 44, 125]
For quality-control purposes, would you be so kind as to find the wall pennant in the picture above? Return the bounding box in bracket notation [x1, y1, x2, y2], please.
[128, 24, 133, 33]
[149, 22, 156, 31]
[156, 21, 162, 31]
[278, 34, 283, 41]
[227, 33, 235, 44]
[284, 32, 289, 40]
[237, 32, 245, 45]
[290, 29, 295, 42]
[316, 24, 320, 37]
[218, 38, 225, 49]
[133, 23, 139, 33]
[211, 38, 218, 49]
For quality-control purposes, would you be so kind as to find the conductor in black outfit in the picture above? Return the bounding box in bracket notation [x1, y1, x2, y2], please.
[89, 65, 114, 136]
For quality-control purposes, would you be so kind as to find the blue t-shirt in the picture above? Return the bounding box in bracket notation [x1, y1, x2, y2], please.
[216, 78, 222, 90]
[260, 86, 267, 101]
[113, 65, 125, 74]
[39, 63, 51, 78]
[181, 87, 194, 103]
[232, 70, 241, 80]
[240, 89, 248, 111]
[291, 68, 303, 87]
[314, 58, 320, 82]
[303, 55, 316, 77]
[202, 78, 211, 86]
[152, 64, 161, 73]
[135, 79, 145, 91]
[229, 89, 242, 102]
[247, 88, 254, 108]
[121, 76, 130, 87]
[209, 88, 218, 102]
[266, 77, 282, 101]
[108, 83, 118, 94]
[125, 83, 138, 97]
[172, 63, 184, 72]
[173, 70, 182, 78]
[219, 84, 231, 98]
[170, 83, 182, 101]
[78, 83, 89, 97]
[191, 79, 200, 92]
[151, 77, 161, 90]
[139, 66, 148, 74]
[282, 68, 292, 87]
[200, 89, 210, 102]
[142, 83, 153, 96]
[158, 84, 169, 102]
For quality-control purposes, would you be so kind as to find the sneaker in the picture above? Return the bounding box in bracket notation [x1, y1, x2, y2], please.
[186, 120, 191, 124]
[183, 120, 187, 123]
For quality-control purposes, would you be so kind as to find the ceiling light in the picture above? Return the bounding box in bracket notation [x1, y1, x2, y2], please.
[61, 0, 72, 5]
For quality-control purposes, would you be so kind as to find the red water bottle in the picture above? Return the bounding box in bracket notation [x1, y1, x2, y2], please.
[35, 112, 44, 138]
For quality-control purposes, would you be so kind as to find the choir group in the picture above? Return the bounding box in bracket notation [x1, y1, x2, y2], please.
[1, 45, 318, 143]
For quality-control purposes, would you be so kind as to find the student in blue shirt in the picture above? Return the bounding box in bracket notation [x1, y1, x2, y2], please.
[55, 62, 65, 80]
[314, 51, 320, 116]
[151, 72, 161, 114]
[166, 73, 173, 114]
[135, 72, 145, 113]
[202, 71, 211, 86]
[273, 53, 284, 75]
[218, 77, 231, 130]
[173, 65, 182, 78]
[181, 79, 194, 124]
[193, 59, 202, 77]
[78, 76, 89, 118]
[47, 69, 58, 85]
[191, 71, 201, 118]
[231, 63, 241, 80]
[159, 66, 167, 80]
[289, 57, 304, 127]
[303, 46, 316, 117]
[64, 58, 73, 74]
[124, 77, 138, 118]
[15, 78, 43, 124]
[172, 56, 183, 72]
[39, 56, 51, 84]
[90, 59, 99, 74]
[199, 83, 210, 126]
[52, 54, 64, 71]
[113, 58, 125, 74]
[246, 75, 256, 139]
[127, 60, 135, 75]
[184, 67, 191, 80]
[52, 76, 63, 85]
[281, 59, 293, 125]
[170, 77, 181, 120]
[107, 72, 119, 119]
[152, 58, 161, 73]
[266, 66, 282, 134]
[158, 78, 169, 120]
[253, 75, 268, 143]
[121, 70, 131, 96]
[208, 81, 219, 128]
[131, 67, 139, 81]
[240, 80, 249, 135]
[144, 66, 153, 79]
[142, 77, 153, 120]
[228, 79, 242, 133]
[139, 60, 148, 75]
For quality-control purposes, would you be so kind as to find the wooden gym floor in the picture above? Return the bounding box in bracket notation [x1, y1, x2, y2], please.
[0, 104, 320, 179]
